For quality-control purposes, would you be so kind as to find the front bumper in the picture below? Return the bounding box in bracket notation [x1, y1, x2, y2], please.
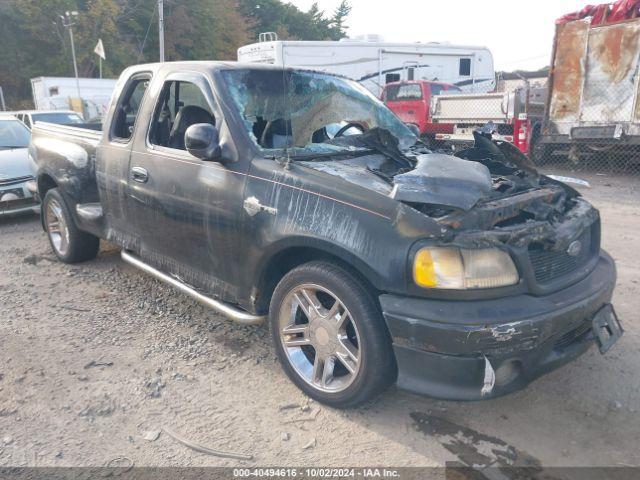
[0, 181, 39, 216]
[380, 251, 617, 400]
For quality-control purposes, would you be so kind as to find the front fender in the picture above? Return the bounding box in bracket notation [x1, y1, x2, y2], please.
[244, 172, 446, 299]
[253, 234, 388, 292]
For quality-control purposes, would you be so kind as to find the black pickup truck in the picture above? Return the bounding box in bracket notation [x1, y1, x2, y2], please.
[29, 62, 622, 407]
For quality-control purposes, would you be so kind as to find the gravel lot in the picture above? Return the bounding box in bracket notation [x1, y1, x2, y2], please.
[0, 171, 638, 470]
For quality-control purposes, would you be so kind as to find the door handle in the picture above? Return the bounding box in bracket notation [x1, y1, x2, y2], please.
[131, 166, 148, 183]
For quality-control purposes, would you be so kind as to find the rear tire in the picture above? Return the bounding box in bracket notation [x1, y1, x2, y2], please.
[43, 188, 100, 264]
[269, 261, 397, 408]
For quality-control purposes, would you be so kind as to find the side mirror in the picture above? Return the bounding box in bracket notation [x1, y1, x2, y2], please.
[185, 123, 221, 161]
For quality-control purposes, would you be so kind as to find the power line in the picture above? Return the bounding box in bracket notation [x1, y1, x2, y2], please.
[499, 54, 550, 66]
[137, 4, 156, 63]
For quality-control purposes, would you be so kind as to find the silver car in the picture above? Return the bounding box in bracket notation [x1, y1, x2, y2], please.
[0, 114, 39, 216]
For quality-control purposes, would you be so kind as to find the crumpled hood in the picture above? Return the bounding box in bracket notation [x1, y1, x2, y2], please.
[300, 131, 592, 251]
[0, 148, 32, 182]
[390, 153, 492, 211]
[298, 129, 583, 233]
[300, 150, 495, 211]
[299, 154, 394, 196]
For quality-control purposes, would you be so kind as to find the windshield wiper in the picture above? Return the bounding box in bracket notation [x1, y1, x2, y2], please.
[0, 145, 27, 149]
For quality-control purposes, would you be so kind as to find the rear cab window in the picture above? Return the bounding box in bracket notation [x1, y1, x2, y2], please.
[384, 84, 423, 102]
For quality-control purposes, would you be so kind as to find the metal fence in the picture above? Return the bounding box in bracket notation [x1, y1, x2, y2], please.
[530, 72, 640, 174]
[424, 81, 640, 175]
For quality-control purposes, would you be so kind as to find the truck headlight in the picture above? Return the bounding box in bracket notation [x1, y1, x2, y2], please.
[413, 247, 519, 289]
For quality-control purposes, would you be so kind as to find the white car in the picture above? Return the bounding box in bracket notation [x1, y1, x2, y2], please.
[0, 114, 39, 216]
[14, 110, 84, 130]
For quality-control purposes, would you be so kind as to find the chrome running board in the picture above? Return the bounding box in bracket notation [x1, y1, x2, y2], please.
[121, 250, 265, 325]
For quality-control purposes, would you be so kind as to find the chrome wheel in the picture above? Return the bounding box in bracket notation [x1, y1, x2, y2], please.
[278, 284, 361, 393]
[46, 198, 70, 256]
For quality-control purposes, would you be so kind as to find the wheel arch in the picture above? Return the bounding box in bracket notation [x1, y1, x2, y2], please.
[37, 173, 58, 230]
[252, 237, 384, 315]
[37, 172, 58, 199]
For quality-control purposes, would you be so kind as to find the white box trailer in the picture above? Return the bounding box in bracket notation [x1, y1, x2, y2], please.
[237, 36, 495, 97]
[30, 77, 117, 119]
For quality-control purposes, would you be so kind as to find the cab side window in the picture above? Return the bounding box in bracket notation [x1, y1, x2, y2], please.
[149, 80, 215, 151]
[112, 76, 150, 141]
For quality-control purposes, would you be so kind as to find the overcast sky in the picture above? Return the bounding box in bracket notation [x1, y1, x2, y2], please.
[288, 0, 591, 71]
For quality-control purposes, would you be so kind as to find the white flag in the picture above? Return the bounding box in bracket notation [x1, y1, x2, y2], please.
[94, 39, 105, 60]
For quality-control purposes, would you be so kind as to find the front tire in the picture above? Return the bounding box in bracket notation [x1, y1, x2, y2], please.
[269, 261, 397, 408]
[43, 188, 100, 263]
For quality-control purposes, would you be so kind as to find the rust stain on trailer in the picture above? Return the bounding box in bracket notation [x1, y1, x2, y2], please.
[591, 24, 640, 84]
[583, 22, 640, 121]
[549, 20, 590, 121]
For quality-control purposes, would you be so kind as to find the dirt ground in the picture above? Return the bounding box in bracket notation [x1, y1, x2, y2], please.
[0, 170, 638, 471]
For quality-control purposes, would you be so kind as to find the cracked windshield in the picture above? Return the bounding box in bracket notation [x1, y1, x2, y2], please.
[222, 69, 416, 157]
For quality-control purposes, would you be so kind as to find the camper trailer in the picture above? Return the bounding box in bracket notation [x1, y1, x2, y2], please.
[237, 34, 495, 96]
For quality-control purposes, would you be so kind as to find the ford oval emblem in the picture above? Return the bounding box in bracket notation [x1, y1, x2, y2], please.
[567, 240, 582, 257]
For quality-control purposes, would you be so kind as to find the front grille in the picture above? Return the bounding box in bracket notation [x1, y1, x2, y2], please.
[528, 228, 593, 284]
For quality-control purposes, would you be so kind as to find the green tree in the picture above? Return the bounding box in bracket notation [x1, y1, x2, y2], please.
[238, 0, 350, 41]
[330, 0, 351, 38]
[0, 0, 351, 109]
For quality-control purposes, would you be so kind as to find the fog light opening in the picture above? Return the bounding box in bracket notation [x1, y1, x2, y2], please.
[494, 360, 521, 387]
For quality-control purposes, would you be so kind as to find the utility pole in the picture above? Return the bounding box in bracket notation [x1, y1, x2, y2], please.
[158, 0, 165, 62]
[59, 11, 81, 100]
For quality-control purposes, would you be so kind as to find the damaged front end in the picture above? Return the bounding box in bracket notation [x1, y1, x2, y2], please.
[409, 133, 605, 300]
[430, 133, 598, 255]
[306, 128, 602, 293]
[364, 130, 619, 400]
[367, 130, 603, 293]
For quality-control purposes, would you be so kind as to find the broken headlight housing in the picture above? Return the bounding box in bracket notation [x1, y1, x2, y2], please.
[413, 247, 519, 289]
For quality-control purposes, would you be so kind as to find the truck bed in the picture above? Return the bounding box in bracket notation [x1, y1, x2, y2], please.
[431, 92, 515, 124]
[30, 122, 102, 208]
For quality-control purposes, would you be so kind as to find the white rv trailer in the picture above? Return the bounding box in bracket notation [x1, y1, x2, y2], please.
[237, 35, 495, 96]
[30, 77, 117, 119]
